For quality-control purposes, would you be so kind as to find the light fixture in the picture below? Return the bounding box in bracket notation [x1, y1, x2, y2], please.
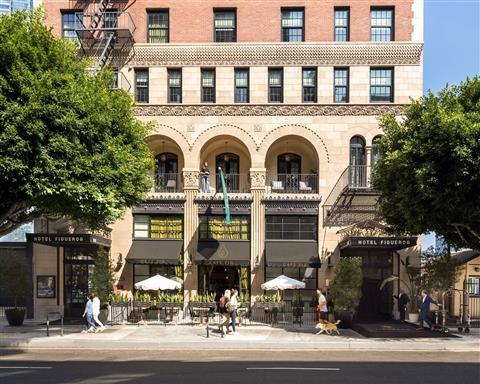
[285, 154, 291, 162]
[224, 141, 229, 162]
[254, 254, 260, 267]
[160, 141, 166, 161]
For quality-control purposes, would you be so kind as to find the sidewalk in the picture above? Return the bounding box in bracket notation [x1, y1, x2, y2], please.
[1, 321, 479, 352]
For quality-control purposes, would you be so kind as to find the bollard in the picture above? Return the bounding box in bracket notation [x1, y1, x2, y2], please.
[206, 325, 209, 338]
[60, 316, 64, 337]
[46, 318, 50, 337]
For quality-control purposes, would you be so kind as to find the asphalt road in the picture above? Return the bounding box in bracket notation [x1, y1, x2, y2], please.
[0, 350, 479, 384]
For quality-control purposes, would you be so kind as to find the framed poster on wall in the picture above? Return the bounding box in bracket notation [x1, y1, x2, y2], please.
[37, 276, 56, 298]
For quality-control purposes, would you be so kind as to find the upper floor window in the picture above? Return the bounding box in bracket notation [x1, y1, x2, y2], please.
[148, 10, 169, 43]
[62, 12, 83, 40]
[334, 7, 349, 41]
[371, 8, 394, 41]
[134, 69, 149, 103]
[199, 215, 250, 240]
[168, 69, 182, 103]
[266, 215, 318, 241]
[302, 68, 317, 103]
[268, 68, 283, 103]
[281, 8, 304, 42]
[134, 215, 183, 239]
[214, 9, 236, 42]
[234, 68, 249, 103]
[103, 11, 118, 30]
[370, 68, 393, 102]
[201, 69, 216, 103]
[371, 135, 383, 166]
[334, 68, 349, 103]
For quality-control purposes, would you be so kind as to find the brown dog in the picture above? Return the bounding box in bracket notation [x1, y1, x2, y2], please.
[315, 319, 341, 335]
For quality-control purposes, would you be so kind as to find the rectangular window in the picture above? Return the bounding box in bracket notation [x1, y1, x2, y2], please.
[103, 11, 118, 30]
[148, 11, 169, 43]
[134, 69, 149, 103]
[370, 68, 393, 102]
[168, 69, 182, 103]
[371, 8, 394, 41]
[302, 68, 317, 103]
[281, 8, 304, 42]
[62, 12, 83, 40]
[334, 7, 349, 41]
[214, 9, 236, 42]
[201, 69, 216, 103]
[110, 68, 119, 89]
[133, 215, 183, 239]
[234, 68, 249, 103]
[266, 216, 317, 241]
[334, 68, 349, 103]
[268, 68, 283, 103]
[467, 277, 480, 296]
[199, 215, 250, 240]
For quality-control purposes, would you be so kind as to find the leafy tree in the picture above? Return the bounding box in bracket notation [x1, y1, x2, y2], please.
[0, 11, 153, 236]
[91, 248, 114, 309]
[0, 255, 31, 308]
[372, 77, 480, 250]
[330, 257, 363, 316]
[421, 249, 461, 293]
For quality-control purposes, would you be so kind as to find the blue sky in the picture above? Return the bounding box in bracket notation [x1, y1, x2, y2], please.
[422, 0, 480, 249]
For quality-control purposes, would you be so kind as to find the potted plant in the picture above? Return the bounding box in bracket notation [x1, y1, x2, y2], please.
[0, 256, 31, 326]
[330, 257, 363, 328]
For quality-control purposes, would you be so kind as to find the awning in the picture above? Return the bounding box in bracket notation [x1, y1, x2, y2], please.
[126, 239, 183, 265]
[339, 236, 418, 251]
[265, 241, 320, 268]
[196, 241, 250, 266]
[27, 233, 111, 247]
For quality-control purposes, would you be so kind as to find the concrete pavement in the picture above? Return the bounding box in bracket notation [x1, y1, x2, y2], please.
[1, 321, 479, 352]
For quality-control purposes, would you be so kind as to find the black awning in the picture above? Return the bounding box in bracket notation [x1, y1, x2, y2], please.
[339, 236, 417, 251]
[126, 239, 183, 265]
[265, 241, 320, 268]
[27, 233, 111, 247]
[196, 241, 250, 266]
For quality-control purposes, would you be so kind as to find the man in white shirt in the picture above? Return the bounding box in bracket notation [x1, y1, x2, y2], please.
[317, 288, 328, 321]
[92, 292, 106, 332]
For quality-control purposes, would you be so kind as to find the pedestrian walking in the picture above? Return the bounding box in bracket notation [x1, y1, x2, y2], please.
[316, 288, 328, 321]
[221, 289, 232, 334]
[418, 289, 436, 330]
[394, 289, 410, 322]
[200, 162, 211, 193]
[82, 294, 96, 333]
[92, 292, 106, 332]
[229, 289, 238, 334]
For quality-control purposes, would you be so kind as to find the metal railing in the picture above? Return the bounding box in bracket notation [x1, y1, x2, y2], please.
[266, 173, 319, 194]
[155, 173, 181, 193]
[213, 173, 250, 193]
[349, 165, 371, 189]
[46, 312, 64, 336]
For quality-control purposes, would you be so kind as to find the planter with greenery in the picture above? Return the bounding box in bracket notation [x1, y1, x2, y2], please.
[190, 293, 216, 307]
[0, 256, 31, 326]
[292, 291, 304, 319]
[330, 257, 363, 328]
[91, 248, 114, 323]
[157, 292, 184, 308]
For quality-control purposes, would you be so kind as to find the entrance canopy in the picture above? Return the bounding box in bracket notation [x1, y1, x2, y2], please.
[261, 275, 306, 290]
[196, 241, 250, 266]
[126, 239, 183, 265]
[134, 274, 182, 291]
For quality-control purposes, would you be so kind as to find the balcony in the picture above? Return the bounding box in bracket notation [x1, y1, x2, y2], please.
[155, 173, 181, 193]
[266, 173, 318, 194]
[202, 173, 250, 194]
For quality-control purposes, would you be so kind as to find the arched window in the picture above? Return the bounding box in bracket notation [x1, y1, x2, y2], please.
[371, 135, 383, 166]
[216, 153, 240, 192]
[155, 153, 178, 192]
[349, 136, 366, 188]
[277, 153, 302, 175]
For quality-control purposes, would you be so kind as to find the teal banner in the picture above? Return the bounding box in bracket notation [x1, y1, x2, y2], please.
[218, 168, 231, 225]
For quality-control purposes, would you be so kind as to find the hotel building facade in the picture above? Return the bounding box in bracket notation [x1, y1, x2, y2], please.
[14, 0, 424, 320]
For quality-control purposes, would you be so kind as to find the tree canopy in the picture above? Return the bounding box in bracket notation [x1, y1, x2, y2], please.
[373, 76, 480, 250]
[0, 11, 152, 236]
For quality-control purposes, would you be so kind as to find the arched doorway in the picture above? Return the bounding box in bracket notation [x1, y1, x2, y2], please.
[155, 152, 179, 192]
[349, 136, 366, 188]
[277, 153, 302, 192]
[216, 152, 240, 192]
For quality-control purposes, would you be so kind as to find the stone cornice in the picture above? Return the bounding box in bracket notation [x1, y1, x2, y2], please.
[135, 104, 406, 117]
[130, 42, 423, 66]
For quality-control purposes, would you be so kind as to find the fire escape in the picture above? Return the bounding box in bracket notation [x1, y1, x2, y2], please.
[323, 165, 380, 227]
[71, 0, 135, 73]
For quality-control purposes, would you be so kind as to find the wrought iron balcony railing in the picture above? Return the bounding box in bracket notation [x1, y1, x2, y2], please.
[266, 173, 319, 194]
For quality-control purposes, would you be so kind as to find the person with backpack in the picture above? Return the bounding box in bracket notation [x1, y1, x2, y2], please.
[220, 289, 232, 334]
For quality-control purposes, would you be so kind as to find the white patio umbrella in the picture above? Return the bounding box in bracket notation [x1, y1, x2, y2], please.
[261, 275, 306, 290]
[134, 274, 182, 291]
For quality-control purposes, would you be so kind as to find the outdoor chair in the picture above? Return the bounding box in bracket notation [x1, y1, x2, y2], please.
[299, 181, 312, 192]
[166, 179, 176, 192]
[189, 305, 200, 326]
[271, 180, 284, 192]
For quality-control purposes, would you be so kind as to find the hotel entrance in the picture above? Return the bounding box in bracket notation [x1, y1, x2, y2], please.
[198, 265, 250, 297]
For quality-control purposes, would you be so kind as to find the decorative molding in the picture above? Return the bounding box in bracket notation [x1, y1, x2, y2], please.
[130, 43, 423, 66]
[144, 193, 186, 201]
[264, 199, 321, 215]
[182, 170, 200, 189]
[190, 123, 259, 150]
[263, 194, 322, 202]
[195, 193, 252, 202]
[135, 104, 406, 117]
[250, 170, 266, 189]
[133, 200, 185, 214]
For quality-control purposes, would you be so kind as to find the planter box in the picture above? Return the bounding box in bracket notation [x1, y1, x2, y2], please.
[5, 308, 26, 326]
[408, 313, 419, 323]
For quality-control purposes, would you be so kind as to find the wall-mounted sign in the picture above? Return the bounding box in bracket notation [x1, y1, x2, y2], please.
[340, 236, 417, 250]
[37, 276, 56, 299]
[27, 233, 111, 247]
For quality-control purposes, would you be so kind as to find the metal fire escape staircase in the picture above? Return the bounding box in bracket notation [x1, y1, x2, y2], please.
[323, 165, 380, 227]
[73, 0, 135, 73]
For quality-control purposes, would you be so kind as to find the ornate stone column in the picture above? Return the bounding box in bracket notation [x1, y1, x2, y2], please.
[182, 168, 199, 303]
[366, 146, 372, 188]
[249, 168, 266, 300]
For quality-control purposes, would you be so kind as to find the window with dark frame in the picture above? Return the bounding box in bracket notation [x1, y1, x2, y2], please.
[334, 7, 349, 41]
[234, 68, 249, 103]
[302, 68, 317, 103]
[370, 68, 393, 102]
[214, 9, 236, 42]
[281, 8, 304, 42]
[201, 69, 216, 103]
[62, 12, 83, 40]
[134, 69, 149, 103]
[199, 215, 250, 240]
[133, 215, 183, 239]
[334, 68, 349, 103]
[266, 216, 318, 241]
[371, 8, 394, 41]
[168, 68, 182, 103]
[147, 10, 169, 43]
[268, 68, 283, 103]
